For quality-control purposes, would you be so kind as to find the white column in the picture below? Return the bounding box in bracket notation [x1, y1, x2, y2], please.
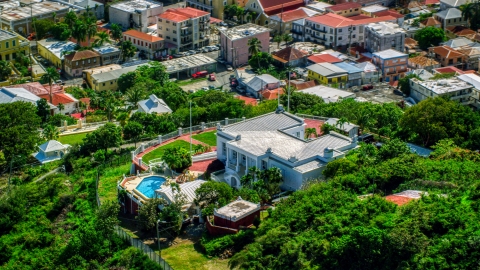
[236, 151, 239, 172]
[245, 157, 249, 174]
[226, 148, 229, 164]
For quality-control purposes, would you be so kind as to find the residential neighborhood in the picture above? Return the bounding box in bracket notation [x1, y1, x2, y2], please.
[1, 0, 480, 269]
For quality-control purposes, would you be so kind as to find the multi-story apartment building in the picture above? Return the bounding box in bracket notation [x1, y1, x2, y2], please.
[269, 8, 318, 35]
[123, 30, 165, 59]
[0, 30, 29, 62]
[305, 13, 396, 48]
[220, 23, 271, 67]
[243, 0, 304, 25]
[372, 49, 408, 82]
[109, 0, 163, 32]
[410, 78, 476, 107]
[325, 3, 361, 17]
[64, 50, 101, 78]
[186, 0, 241, 20]
[364, 22, 406, 53]
[157, 7, 210, 52]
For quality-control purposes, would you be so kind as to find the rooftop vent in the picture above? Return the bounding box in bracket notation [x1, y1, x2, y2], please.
[235, 135, 241, 141]
[243, 30, 250, 36]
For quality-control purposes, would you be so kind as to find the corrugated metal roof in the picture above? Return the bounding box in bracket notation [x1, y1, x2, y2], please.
[156, 180, 207, 204]
[222, 112, 304, 134]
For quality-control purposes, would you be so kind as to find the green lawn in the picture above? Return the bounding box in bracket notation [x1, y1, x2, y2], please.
[192, 131, 217, 146]
[58, 132, 91, 145]
[141, 140, 193, 163]
[161, 241, 229, 270]
[177, 77, 207, 86]
[98, 163, 132, 202]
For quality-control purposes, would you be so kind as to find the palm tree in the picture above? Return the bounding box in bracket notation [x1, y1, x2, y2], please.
[64, 10, 77, 29]
[41, 67, 60, 104]
[84, 17, 97, 47]
[282, 34, 293, 47]
[124, 86, 146, 111]
[57, 103, 64, 114]
[274, 35, 282, 49]
[305, 128, 317, 139]
[71, 20, 86, 46]
[94, 31, 111, 47]
[42, 124, 60, 140]
[460, 2, 479, 29]
[110, 23, 123, 42]
[248, 37, 262, 68]
[336, 117, 348, 133]
[121, 40, 137, 62]
[284, 65, 296, 112]
[52, 12, 57, 23]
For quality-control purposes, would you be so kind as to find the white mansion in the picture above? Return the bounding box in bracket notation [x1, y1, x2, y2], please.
[216, 106, 359, 190]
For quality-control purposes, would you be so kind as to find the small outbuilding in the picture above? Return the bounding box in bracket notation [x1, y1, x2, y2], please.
[213, 197, 261, 230]
[33, 140, 70, 164]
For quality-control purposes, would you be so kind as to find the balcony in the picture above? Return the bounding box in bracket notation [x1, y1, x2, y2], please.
[181, 31, 190, 36]
[186, 0, 213, 10]
[291, 28, 302, 35]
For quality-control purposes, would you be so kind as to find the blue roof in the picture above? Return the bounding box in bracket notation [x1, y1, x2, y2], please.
[333, 62, 363, 74]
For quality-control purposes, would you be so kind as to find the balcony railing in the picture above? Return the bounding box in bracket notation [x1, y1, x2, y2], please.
[186, 0, 213, 10]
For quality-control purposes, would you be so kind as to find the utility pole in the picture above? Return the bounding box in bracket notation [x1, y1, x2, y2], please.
[189, 100, 192, 155]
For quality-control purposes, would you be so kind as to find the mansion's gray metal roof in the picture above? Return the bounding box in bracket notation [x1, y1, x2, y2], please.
[294, 160, 326, 173]
[227, 130, 352, 161]
[221, 111, 304, 135]
[156, 180, 206, 204]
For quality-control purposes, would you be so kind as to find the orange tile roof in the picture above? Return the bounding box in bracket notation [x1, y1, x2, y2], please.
[68, 37, 96, 47]
[405, 37, 418, 48]
[308, 53, 342, 63]
[431, 45, 464, 59]
[348, 15, 372, 20]
[434, 66, 465, 74]
[273, 8, 310, 22]
[373, 10, 404, 19]
[424, 0, 440, 4]
[289, 80, 317, 90]
[357, 55, 372, 63]
[158, 7, 210, 22]
[123, 29, 163, 42]
[38, 93, 76, 105]
[235, 95, 258, 105]
[272, 47, 308, 63]
[385, 195, 414, 206]
[420, 17, 441, 27]
[64, 50, 100, 61]
[408, 55, 440, 66]
[259, 0, 304, 12]
[327, 2, 361, 11]
[307, 13, 396, 28]
[261, 88, 284, 100]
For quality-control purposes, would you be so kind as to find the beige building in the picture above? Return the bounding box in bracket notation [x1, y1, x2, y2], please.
[325, 3, 362, 17]
[64, 50, 101, 78]
[157, 7, 210, 52]
[83, 64, 122, 90]
[0, 29, 30, 62]
[186, 0, 239, 20]
[243, 0, 305, 26]
[123, 30, 165, 59]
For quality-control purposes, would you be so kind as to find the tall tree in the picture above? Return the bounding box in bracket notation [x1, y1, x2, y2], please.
[82, 122, 122, 153]
[110, 23, 123, 42]
[64, 10, 77, 29]
[120, 40, 137, 62]
[41, 67, 60, 104]
[274, 35, 282, 49]
[124, 84, 146, 110]
[0, 102, 41, 161]
[248, 37, 262, 69]
[282, 33, 293, 47]
[84, 17, 97, 47]
[162, 147, 192, 173]
[42, 124, 60, 140]
[0, 60, 12, 81]
[36, 98, 50, 123]
[194, 181, 233, 216]
[94, 31, 111, 47]
[123, 121, 143, 147]
[415, 27, 447, 50]
[71, 19, 86, 46]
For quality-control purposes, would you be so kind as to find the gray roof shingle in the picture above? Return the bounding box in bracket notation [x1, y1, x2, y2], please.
[222, 111, 304, 135]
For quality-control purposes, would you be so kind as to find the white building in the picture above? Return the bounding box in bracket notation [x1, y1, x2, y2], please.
[457, 73, 480, 108]
[0, 87, 56, 111]
[298, 85, 356, 103]
[109, 0, 163, 32]
[216, 107, 358, 191]
[410, 78, 477, 107]
[354, 62, 381, 84]
[364, 22, 406, 53]
[245, 74, 281, 99]
[137, 94, 172, 114]
[32, 140, 70, 164]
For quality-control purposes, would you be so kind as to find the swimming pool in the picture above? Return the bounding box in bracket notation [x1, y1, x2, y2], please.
[135, 176, 166, 198]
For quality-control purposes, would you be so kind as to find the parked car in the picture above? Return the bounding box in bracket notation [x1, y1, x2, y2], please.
[209, 73, 216, 81]
[362, 84, 374, 91]
[202, 48, 209, 53]
[173, 53, 185, 58]
[192, 70, 209, 78]
[226, 65, 233, 71]
[184, 51, 192, 56]
[201, 86, 209, 91]
[188, 50, 196, 55]
[196, 48, 203, 53]
[209, 85, 216, 90]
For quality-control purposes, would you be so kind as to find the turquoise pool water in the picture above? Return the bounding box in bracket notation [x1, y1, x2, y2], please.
[136, 176, 166, 198]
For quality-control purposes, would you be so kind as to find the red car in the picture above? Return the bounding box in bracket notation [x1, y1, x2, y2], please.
[362, 84, 374, 91]
[192, 70, 208, 78]
[209, 73, 216, 81]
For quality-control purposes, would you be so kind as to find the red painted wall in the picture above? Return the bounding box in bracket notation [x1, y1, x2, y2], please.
[213, 209, 260, 230]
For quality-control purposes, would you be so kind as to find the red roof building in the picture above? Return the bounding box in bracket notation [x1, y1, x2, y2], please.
[236, 95, 258, 106]
[433, 66, 466, 75]
[261, 88, 284, 100]
[289, 80, 318, 90]
[258, 0, 304, 15]
[308, 53, 343, 64]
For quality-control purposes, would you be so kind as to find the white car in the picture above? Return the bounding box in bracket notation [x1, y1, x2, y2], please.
[226, 65, 233, 71]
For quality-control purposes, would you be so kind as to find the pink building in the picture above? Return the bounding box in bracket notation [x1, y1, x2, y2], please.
[219, 23, 271, 68]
